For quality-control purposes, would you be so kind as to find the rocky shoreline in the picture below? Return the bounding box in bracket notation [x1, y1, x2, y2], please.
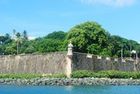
[0, 78, 140, 86]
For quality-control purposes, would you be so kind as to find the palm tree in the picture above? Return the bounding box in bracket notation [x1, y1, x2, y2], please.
[16, 32, 23, 54]
[13, 30, 22, 55]
[22, 30, 28, 40]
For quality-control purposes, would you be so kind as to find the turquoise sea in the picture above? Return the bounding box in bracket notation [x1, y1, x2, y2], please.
[0, 85, 140, 94]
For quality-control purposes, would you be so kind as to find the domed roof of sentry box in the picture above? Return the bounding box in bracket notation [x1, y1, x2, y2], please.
[68, 41, 73, 48]
[131, 50, 136, 54]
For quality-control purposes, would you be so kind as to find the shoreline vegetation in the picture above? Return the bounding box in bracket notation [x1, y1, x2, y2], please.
[0, 70, 140, 86]
[1, 70, 140, 79]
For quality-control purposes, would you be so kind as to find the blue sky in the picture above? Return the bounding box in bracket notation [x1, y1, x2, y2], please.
[0, 0, 140, 42]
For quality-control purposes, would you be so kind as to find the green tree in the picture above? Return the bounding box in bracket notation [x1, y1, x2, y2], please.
[1, 22, 140, 57]
[14, 32, 23, 54]
[4, 42, 17, 55]
[45, 31, 67, 40]
[33, 38, 63, 53]
[24, 45, 36, 54]
[67, 21, 109, 54]
[44, 31, 67, 51]
[22, 30, 28, 40]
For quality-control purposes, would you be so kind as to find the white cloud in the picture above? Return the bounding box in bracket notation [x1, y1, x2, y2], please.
[80, 0, 136, 7]
[28, 36, 36, 40]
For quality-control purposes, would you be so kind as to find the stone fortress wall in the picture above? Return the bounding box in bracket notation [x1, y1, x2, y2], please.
[72, 52, 140, 71]
[0, 52, 67, 74]
[0, 43, 140, 76]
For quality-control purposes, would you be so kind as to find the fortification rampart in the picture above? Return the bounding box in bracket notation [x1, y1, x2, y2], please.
[72, 52, 140, 71]
[0, 52, 67, 74]
[0, 42, 140, 76]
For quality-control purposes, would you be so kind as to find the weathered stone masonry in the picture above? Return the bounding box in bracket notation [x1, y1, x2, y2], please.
[0, 52, 67, 74]
[72, 52, 140, 71]
[0, 42, 140, 75]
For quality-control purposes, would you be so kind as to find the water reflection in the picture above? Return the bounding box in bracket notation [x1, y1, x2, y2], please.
[65, 86, 73, 91]
[0, 85, 140, 94]
[68, 86, 112, 94]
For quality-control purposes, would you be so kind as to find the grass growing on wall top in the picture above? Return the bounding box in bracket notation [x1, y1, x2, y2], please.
[0, 73, 66, 79]
[0, 74, 42, 79]
[1, 71, 140, 79]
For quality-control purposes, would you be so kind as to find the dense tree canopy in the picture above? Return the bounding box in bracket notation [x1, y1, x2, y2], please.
[67, 21, 109, 54]
[67, 22, 140, 57]
[45, 31, 67, 40]
[0, 21, 140, 58]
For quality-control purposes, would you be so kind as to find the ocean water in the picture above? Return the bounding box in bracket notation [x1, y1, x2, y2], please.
[0, 85, 140, 94]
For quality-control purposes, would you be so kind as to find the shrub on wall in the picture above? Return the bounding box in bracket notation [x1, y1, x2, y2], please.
[71, 70, 93, 78]
[72, 70, 140, 79]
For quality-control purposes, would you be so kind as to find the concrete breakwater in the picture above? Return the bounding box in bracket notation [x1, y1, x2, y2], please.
[0, 78, 140, 86]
